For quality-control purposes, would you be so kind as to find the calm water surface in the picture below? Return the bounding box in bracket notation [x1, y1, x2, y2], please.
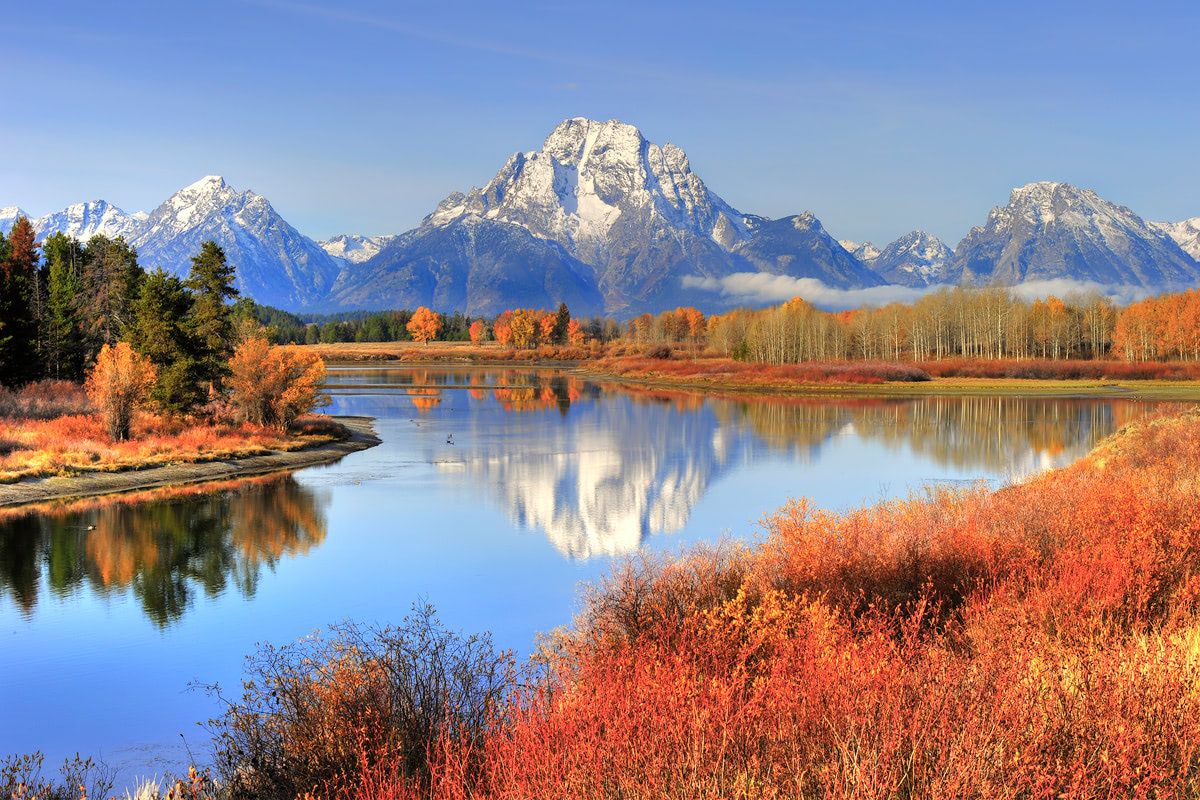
[0, 366, 1162, 780]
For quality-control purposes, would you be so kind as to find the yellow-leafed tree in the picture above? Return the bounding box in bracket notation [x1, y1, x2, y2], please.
[85, 342, 157, 442]
[229, 338, 327, 430]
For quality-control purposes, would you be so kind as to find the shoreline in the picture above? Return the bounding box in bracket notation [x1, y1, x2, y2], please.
[0, 415, 381, 509]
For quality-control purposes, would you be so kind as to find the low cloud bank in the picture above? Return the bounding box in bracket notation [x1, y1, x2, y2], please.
[683, 273, 1160, 312]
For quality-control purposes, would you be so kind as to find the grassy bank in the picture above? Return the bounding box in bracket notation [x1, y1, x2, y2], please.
[188, 403, 1200, 800]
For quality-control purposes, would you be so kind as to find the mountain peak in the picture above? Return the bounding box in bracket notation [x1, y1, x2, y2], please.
[953, 182, 1199, 287]
[182, 175, 229, 194]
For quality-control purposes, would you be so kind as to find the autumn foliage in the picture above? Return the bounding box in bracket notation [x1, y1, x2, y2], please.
[84, 342, 156, 441]
[406, 307, 443, 345]
[228, 337, 327, 429]
[207, 404, 1200, 799]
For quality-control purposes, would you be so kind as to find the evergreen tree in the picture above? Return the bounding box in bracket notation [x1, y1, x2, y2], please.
[553, 302, 571, 344]
[0, 218, 42, 386]
[81, 234, 144, 360]
[185, 241, 238, 388]
[42, 233, 87, 380]
[125, 268, 204, 413]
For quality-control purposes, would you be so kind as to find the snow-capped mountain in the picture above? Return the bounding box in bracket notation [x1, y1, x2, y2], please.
[949, 182, 1200, 288]
[131, 176, 344, 309]
[33, 200, 148, 243]
[0, 207, 30, 235]
[335, 118, 885, 314]
[318, 233, 398, 263]
[1150, 218, 1200, 261]
[870, 230, 954, 287]
[415, 117, 755, 313]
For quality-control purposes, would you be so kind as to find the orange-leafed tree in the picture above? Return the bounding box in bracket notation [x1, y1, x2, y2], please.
[469, 319, 488, 344]
[229, 337, 327, 429]
[493, 312, 514, 347]
[85, 342, 157, 442]
[407, 306, 442, 345]
[567, 318, 585, 346]
[539, 313, 557, 346]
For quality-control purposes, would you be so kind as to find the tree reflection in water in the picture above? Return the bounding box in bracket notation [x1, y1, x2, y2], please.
[0, 474, 327, 626]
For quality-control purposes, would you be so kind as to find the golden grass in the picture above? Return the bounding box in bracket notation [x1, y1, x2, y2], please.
[0, 412, 343, 484]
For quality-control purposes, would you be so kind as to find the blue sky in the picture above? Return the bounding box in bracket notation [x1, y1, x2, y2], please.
[2, 0, 1197, 247]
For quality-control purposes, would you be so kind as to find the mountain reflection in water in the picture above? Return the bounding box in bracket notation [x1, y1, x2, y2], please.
[0, 474, 327, 626]
[341, 369, 1151, 560]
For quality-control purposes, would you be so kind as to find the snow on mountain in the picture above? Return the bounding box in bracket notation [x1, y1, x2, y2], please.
[0, 207, 29, 235]
[32, 200, 148, 242]
[1150, 217, 1200, 261]
[949, 182, 1200, 289]
[132, 176, 344, 309]
[870, 230, 954, 287]
[838, 239, 881, 263]
[318, 233, 399, 264]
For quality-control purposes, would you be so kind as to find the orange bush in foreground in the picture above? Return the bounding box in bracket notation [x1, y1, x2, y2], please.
[218, 407, 1200, 800]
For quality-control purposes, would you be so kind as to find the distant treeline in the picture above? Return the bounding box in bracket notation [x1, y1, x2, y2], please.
[248, 304, 625, 346]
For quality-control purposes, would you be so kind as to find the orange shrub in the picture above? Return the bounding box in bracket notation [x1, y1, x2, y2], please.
[84, 342, 156, 441]
[229, 337, 327, 429]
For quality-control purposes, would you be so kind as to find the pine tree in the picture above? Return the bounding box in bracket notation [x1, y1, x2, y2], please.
[42, 233, 86, 380]
[0, 218, 42, 386]
[553, 302, 571, 344]
[81, 234, 144, 360]
[125, 268, 204, 413]
[186, 241, 239, 389]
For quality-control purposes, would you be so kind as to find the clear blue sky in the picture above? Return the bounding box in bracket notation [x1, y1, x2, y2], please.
[2, 0, 1197, 248]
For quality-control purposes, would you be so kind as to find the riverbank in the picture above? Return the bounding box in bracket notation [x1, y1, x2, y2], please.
[0, 415, 380, 508]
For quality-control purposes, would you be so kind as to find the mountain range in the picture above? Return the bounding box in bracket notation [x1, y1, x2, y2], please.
[5, 118, 1199, 315]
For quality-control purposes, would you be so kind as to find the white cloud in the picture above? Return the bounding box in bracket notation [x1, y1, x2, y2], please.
[683, 273, 1163, 311]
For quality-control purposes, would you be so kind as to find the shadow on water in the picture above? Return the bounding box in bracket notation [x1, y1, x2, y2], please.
[0, 474, 327, 626]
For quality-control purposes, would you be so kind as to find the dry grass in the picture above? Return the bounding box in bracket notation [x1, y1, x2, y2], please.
[0, 408, 344, 484]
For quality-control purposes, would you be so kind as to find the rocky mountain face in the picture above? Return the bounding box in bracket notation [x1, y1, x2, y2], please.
[869, 230, 954, 287]
[330, 215, 605, 316]
[734, 213, 884, 287]
[949, 182, 1200, 288]
[131, 176, 344, 309]
[1150, 218, 1200, 261]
